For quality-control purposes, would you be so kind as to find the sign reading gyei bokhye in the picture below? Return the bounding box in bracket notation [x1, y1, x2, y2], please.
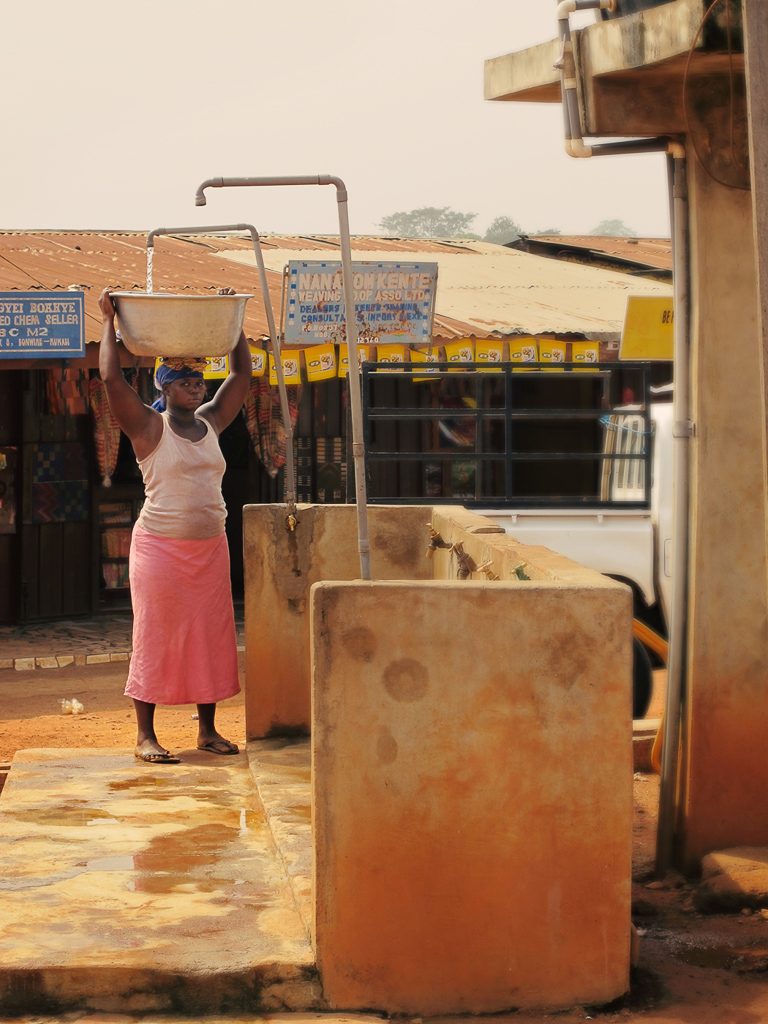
[285, 261, 437, 347]
[0, 292, 85, 359]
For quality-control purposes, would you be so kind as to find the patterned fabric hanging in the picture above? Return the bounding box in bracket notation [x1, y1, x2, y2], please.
[88, 374, 122, 487]
[45, 367, 89, 416]
[243, 378, 301, 478]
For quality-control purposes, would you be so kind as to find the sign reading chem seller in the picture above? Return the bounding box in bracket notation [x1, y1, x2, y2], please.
[620, 296, 674, 361]
[285, 260, 437, 346]
[0, 292, 85, 359]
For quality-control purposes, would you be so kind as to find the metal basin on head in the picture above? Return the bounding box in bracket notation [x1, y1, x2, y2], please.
[111, 292, 253, 357]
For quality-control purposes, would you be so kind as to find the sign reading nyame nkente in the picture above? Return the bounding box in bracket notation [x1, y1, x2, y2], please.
[0, 292, 85, 358]
[284, 261, 437, 346]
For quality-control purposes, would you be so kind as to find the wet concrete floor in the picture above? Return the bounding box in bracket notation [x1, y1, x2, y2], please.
[0, 746, 318, 1015]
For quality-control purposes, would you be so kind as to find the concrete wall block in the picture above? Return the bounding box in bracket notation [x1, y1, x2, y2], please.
[311, 578, 633, 1014]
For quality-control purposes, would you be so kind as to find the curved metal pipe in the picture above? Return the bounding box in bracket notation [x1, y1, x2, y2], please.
[145, 223, 297, 521]
[194, 175, 371, 580]
[555, 0, 680, 160]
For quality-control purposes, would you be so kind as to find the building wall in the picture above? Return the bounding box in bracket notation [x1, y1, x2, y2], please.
[681, 158, 768, 866]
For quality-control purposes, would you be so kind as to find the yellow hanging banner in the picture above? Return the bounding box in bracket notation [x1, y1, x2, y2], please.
[269, 352, 302, 386]
[203, 355, 229, 380]
[570, 340, 600, 372]
[304, 343, 337, 382]
[411, 347, 441, 383]
[620, 296, 674, 360]
[538, 339, 567, 371]
[444, 339, 475, 372]
[508, 337, 538, 372]
[475, 339, 504, 373]
[377, 344, 408, 372]
[249, 345, 266, 378]
[338, 344, 372, 378]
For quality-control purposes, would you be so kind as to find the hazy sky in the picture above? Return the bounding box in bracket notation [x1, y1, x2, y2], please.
[2, 1, 670, 238]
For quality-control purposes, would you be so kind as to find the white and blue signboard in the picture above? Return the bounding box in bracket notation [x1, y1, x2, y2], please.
[0, 292, 85, 359]
[285, 261, 437, 346]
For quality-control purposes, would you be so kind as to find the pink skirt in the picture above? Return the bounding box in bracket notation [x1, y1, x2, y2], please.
[125, 525, 240, 706]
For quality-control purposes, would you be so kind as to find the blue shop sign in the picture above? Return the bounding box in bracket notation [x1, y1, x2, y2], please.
[0, 291, 85, 359]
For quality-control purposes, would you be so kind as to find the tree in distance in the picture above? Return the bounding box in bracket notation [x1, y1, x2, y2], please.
[379, 206, 478, 238]
[378, 206, 572, 243]
[483, 215, 523, 244]
[590, 218, 637, 237]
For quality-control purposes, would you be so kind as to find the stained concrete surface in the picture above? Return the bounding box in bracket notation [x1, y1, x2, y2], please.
[0, 748, 318, 1015]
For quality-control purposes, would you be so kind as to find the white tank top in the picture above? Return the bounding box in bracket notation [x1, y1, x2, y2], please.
[135, 413, 227, 539]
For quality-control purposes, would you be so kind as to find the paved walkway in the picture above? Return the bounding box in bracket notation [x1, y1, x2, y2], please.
[0, 743, 316, 1015]
[0, 605, 245, 670]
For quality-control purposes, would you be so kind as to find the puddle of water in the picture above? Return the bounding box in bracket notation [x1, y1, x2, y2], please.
[109, 777, 166, 791]
[8, 803, 117, 826]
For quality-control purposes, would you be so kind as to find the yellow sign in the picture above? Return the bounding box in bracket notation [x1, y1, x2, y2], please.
[570, 340, 600, 372]
[377, 344, 408, 372]
[304, 343, 337, 382]
[538, 339, 567, 371]
[249, 345, 266, 378]
[338, 344, 372, 378]
[269, 352, 302, 386]
[475, 339, 503, 373]
[508, 337, 538, 372]
[620, 296, 674, 360]
[411, 347, 441, 382]
[444, 338, 475, 372]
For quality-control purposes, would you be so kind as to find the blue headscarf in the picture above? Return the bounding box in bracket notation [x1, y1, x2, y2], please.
[152, 360, 206, 411]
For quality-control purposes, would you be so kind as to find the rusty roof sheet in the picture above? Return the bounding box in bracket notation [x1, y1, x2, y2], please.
[526, 234, 673, 272]
[0, 230, 671, 344]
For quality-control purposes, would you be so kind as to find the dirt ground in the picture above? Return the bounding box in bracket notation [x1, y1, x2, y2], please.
[1, 663, 768, 1023]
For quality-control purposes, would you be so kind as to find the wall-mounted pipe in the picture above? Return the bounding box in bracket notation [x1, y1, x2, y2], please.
[555, 0, 676, 159]
[655, 150, 691, 876]
[145, 223, 297, 525]
[194, 175, 371, 580]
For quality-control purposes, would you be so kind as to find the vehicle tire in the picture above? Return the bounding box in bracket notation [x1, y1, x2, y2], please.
[633, 636, 653, 719]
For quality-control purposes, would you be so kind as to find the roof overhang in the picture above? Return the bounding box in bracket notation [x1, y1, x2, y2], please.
[484, 0, 743, 137]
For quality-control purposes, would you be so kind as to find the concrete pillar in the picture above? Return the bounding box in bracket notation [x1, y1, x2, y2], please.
[681, 160, 768, 867]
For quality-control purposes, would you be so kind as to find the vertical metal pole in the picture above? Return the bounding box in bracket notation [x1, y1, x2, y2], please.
[656, 150, 691, 875]
[334, 186, 371, 579]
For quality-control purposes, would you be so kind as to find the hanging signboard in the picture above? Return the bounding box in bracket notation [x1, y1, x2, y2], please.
[284, 260, 437, 346]
[620, 296, 674, 360]
[0, 291, 85, 359]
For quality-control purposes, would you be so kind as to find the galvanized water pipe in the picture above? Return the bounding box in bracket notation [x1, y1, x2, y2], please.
[146, 223, 297, 523]
[194, 176, 372, 580]
[656, 149, 691, 876]
[555, 0, 674, 159]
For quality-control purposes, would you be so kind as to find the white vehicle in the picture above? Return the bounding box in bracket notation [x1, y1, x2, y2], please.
[480, 388, 673, 718]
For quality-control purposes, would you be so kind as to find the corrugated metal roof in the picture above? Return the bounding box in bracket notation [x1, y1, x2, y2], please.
[0, 230, 671, 344]
[219, 237, 671, 337]
[525, 234, 673, 272]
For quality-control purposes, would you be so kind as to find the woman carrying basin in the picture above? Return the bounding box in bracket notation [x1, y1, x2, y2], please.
[98, 287, 251, 764]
